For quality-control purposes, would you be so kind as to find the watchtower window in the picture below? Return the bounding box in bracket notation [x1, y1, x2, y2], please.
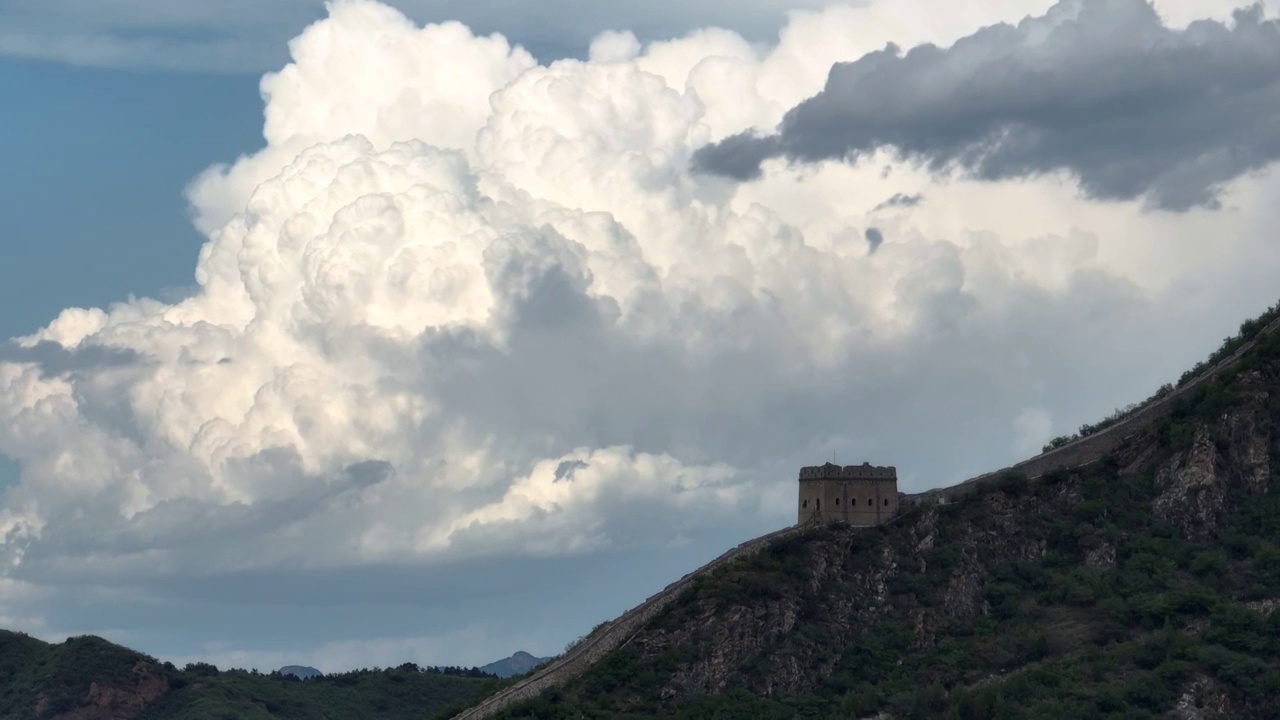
[816, 499, 821, 511]
[802, 499, 808, 508]
[867, 498, 873, 506]
[884, 498, 889, 506]
[835, 498, 840, 505]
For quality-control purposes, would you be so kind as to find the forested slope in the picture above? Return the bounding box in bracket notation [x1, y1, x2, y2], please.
[0, 631, 497, 720]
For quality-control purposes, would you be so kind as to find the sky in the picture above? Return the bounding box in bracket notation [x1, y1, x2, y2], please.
[1, 0, 1280, 673]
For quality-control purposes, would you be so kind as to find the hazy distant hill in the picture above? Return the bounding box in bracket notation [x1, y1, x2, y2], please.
[0, 630, 497, 719]
[479, 651, 549, 679]
[278, 664, 322, 679]
[461, 301, 1280, 718]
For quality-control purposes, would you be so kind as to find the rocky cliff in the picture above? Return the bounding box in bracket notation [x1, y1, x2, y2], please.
[486, 322, 1280, 718]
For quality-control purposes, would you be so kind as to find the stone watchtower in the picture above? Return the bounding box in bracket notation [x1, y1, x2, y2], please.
[797, 462, 899, 526]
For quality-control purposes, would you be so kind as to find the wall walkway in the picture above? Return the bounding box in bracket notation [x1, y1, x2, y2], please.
[449, 524, 810, 720]
[906, 314, 1280, 505]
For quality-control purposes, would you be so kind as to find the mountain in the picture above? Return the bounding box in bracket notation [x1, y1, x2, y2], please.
[455, 302, 1280, 718]
[0, 631, 169, 720]
[479, 652, 549, 679]
[277, 665, 322, 680]
[0, 630, 498, 720]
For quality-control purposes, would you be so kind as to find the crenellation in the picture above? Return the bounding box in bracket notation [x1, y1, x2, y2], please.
[797, 461, 899, 526]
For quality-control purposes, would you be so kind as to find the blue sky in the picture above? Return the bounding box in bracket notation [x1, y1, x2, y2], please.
[0, 60, 261, 338]
[0, 60, 260, 498]
[2, 0, 1280, 674]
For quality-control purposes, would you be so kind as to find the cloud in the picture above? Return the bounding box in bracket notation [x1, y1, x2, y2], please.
[693, 0, 1280, 210]
[4, 0, 1280, 669]
[872, 192, 924, 211]
[865, 227, 885, 252]
[0, 340, 142, 379]
[1012, 407, 1053, 455]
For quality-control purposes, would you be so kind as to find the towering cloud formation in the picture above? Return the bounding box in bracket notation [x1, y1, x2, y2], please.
[1, 1, 1279, 664]
[694, 0, 1280, 211]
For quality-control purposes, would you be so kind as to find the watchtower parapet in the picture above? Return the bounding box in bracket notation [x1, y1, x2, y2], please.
[797, 462, 899, 526]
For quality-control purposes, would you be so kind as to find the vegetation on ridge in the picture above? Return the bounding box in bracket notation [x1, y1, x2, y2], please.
[0, 631, 499, 720]
[1043, 299, 1280, 453]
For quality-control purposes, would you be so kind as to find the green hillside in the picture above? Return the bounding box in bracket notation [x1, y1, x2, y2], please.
[0, 630, 498, 720]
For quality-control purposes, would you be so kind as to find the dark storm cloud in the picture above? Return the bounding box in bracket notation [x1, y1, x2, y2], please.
[865, 227, 885, 253]
[553, 459, 589, 482]
[0, 340, 142, 378]
[872, 192, 924, 212]
[693, 0, 1280, 211]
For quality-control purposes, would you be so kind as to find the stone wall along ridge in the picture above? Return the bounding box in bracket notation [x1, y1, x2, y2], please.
[449, 524, 811, 720]
[450, 315, 1280, 718]
[906, 315, 1280, 505]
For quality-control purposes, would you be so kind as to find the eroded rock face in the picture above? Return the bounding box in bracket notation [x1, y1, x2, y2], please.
[1244, 597, 1280, 616]
[632, 491, 1069, 701]
[1171, 674, 1232, 719]
[940, 572, 986, 627]
[52, 661, 168, 720]
[642, 596, 804, 696]
[1117, 436, 1160, 476]
[1153, 427, 1225, 540]
[1085, 542, 1116, 570]
[1152, 380, 1274, 541]
[1222, 380, 1272, 497]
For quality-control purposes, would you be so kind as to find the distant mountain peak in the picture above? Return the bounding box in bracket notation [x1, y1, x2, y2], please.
[480, 651, 549, 678]
[278, 665, 322, 679]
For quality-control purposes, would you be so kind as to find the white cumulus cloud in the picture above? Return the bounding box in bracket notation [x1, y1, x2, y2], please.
[2, 0, 1280, 668]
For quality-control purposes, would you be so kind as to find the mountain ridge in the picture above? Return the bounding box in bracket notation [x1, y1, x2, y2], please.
[277, 665, 322, 680]
[0, 630, 498, 720]
[481, 321, 1280, 717]
[446, 304, 1280, 719]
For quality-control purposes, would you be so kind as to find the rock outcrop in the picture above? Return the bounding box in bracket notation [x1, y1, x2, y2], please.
[1153, 426, 1225, 541]
[48, 661, 168, 720]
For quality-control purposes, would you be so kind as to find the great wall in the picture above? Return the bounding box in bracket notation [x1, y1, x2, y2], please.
[449, 523, 812, 720]
[450, 313, 1280, 720]
[907, 313, 1280, 505]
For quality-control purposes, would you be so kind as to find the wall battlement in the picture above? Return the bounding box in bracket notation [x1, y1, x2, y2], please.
[799, 462, 897, 480]
[798, 462, 899, 525]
